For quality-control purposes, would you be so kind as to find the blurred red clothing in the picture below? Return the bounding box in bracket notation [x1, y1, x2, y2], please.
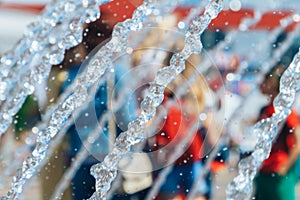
[156, 99, 204, 165]
[259, 104, 300, 173]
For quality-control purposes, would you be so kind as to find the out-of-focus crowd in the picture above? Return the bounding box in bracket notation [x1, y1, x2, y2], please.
[1, 5, 300, 200]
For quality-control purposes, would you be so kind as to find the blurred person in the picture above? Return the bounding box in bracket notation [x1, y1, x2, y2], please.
[254, 64, 300, 200]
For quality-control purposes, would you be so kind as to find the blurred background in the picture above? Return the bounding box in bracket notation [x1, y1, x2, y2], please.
[1, 0, 300, 199]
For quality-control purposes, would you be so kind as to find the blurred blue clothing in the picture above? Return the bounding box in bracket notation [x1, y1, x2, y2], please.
[61, 63, 137, 164]
[159, 161, 209, 197]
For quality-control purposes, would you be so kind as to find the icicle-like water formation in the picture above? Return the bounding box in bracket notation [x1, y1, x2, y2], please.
[3, 0, 299, 199]
[50, 35, 173, 200]
[1, 0, 166, 198]
[189, 16, 300, 200]
[0, 70, 106, 188]
[49, 2, 188, 197]
[226, 49, 300, 199]
[88, 0, 223, 199]
[0, 0, 108, 137]
[147, 13, 262, 200]
[186, 14, 300, 199]
[145, 10, 269, 199]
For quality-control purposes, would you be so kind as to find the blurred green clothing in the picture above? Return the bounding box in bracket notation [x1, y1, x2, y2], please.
[14, 95, 40, 135]
[254, 164, 298, 200]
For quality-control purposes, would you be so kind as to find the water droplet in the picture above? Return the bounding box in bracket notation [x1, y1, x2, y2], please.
[178, 21, 185, 29]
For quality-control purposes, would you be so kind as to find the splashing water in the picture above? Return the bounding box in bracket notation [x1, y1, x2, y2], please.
[88, 0, 223, 199]
[1, 0, 188, 198]
[146, 11, 263, 199]
[49, 2, 185, 198]
[226, 49, 300, 200]
[0, 0, 108, 137]
[2, 0, 299, 199]
[188, 17, 300, 200]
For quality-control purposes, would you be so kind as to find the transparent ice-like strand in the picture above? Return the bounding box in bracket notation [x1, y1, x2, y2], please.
[88, 1, 223, 199]
[147, 12, 297, 200]
[50, 2, 189, 197]
[110, 62, 200, 199]
[1, 0, 165, 198]
[0, 71, 107, 186]
[50, 62, 153, 199]
[178, 10, 262, 89]
[33, 55, 170, 187]
[2, 0, 200, 169]
[50, 111, 110, 200]
[226, 22, 300, 134]
[226, 49, 300, 200]
[49, 70, 144, 199]
[45, 0, 184, 196]
[37, 74, 104, 174]
[1, 0, 179, 192]
[10, 17, 157, 176]
[145, 12, 268, 198]
[0, 0, 104, 96]
[105, 12, 210, 195]
[142, 6, 221, 197]
[141, 72, 209, 199]
[195, 12, 295, 82]
[188, 15, 300, 200]
[0, 0, 108, 137]
[0, 0, 60, 92]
